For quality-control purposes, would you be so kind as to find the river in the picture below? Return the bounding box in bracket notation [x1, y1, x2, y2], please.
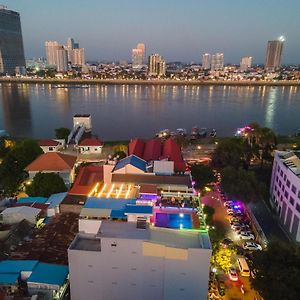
[0, 83, 299, 140]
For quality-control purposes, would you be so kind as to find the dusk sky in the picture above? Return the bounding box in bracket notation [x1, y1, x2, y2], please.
[3, 0, 300, 64]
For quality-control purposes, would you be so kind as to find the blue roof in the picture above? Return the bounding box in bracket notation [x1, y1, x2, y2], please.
[110, 210, 126, 219]
[114, 155, 147, 172]
[0, 260, 39, 273]
[125, 205, 153, 214]
[28, 263, 68, 286]
[0, 273, 19, 285]
[47, 192, 67, 208]
[85, 197, 136, 210]
[17, 197, 48, 204]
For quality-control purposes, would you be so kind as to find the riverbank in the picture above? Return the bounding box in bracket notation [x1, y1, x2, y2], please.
[1, 77, 300, 86]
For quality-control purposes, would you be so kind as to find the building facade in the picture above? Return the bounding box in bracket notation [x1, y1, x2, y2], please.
[0, 6, 26, 74]
[132, 48, 143, 68]
[137, 43, 145, 62]
[240, 56, 252, 72]
[211, 53, 224, 71]
[270, 151, 300, 242]
[45, 41, 61, 66]
[265, 38, 284, 72]
[56, 47, 68, 72]
[202, 53, 211, 70]
[148, 54, 166, 77]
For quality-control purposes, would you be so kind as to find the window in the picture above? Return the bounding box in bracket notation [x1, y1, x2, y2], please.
[292, 185, 297, 194]
[282, 185, 285, 192]
[289, 196, 295, 206]
[279, 181, 282, 188]
[296, 203, 300, 214]
[284, 174, 287, 181]
[275, 185, 277, 192]
[111, 242, 117, 247]
[298, 191, 300, 199]
[277, 166, 280, 172]
[284, 191, 289, 199]
[280, 170, 283, 177]
[287, 180, 291, 188]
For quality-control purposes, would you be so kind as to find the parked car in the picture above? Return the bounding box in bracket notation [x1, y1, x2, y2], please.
[243, 242, 262, 251]
[228, 267, 239, 281]
[224, 201, 234, 207]
[220, 238, 233, 248]
[239, 232, 255, 240]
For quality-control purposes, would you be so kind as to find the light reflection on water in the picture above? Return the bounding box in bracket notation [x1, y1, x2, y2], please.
[0, 83, 299, 140]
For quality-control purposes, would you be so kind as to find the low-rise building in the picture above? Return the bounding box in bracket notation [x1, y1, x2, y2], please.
[78, 137, 103, 154]
[38, 139, 65, 153]
[0, 206, 41, 225]
[270, 151, 300, 241]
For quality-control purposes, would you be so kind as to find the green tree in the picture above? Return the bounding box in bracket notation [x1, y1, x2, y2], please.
[221, 166, 261, 203]
[211, 246, 236, 273]
[203, 205, 215, 226]
[26, 172, 67, 197]
[55, 127, 70, 141]
[0, 139, 42, 196]
[250, 242, 300, 300]
[190, 164, 215, 189]
[211, 138, 244, 169]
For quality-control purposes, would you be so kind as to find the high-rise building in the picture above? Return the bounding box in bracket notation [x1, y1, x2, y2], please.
[137, 43, 146, 62]
[148, 54, 166, 76]
[45, 41, 60, 66]
[55, 47, 68, 72]
[132, 48, 143, 68]
[67, 37, 74, 50]
[265, 37, 284, 72]
[240, 56, 252, 72]
[66, 37, 85, 66]
[211, 53, 224, 71]
[0, 6, 26, 74]
[202, 53, 211, 70]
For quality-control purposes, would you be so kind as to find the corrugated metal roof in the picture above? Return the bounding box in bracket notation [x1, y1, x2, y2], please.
[47, 192, 68, 209]
[0, 260, 39, 273]
[0, 273, 19, 285]
[17, 197, 48, 204]
[27, 263, 68, 286]
[125, 205, 153, 214]
[84, 198, 136, 209]
[114, 155, 147, 172]
[0, 206, 41, 217]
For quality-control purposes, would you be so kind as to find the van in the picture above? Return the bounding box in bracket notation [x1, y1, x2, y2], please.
[237, 257, 250, 277]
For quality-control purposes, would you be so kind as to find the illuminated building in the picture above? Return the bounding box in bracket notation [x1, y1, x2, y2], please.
[240, 56, 252, 72]
[0, 6, 25, 74]
[211, 53, 224, 71]
[56, 47, 68, 72]
[202, 53, 211, 70]
[137, 43, 146, 62]
[265, 37, 284, 72]
[270, 151, 300, 242]
[148, 54, 166, 76]
[132, 48, 143, 68]
[45, 41, 61, 66]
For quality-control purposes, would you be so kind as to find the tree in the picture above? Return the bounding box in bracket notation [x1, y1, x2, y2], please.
[0, 139, 43, 196]
[26, 172, 67, 197]
[55, 128, 70, 141]
[211, 138, 244, 169]
[211, 246, 236, 273]
[250, 242, 300, 300]
[190, 164, 215, 189]
[221, 166, 261, 203]
[203, 205, 215, 226]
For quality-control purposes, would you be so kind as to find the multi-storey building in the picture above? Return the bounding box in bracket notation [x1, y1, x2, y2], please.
[45, 41, 61, 66]
[240, 56, 252, 72]
[0, 6, 26, 74]
[211, 53, 224, 71]
[202, 53, 211, 70]
[270, 151, 300, 241]
[265, 37, 284, 72]
[148, 54, 166, 77]
[137, 43, 146, 62]
[132, 48, 143, 68]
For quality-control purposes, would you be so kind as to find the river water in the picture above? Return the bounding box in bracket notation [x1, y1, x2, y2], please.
[0, 83, 299, 140]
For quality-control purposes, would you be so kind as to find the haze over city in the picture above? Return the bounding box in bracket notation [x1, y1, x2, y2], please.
[2, 0, 300, 64]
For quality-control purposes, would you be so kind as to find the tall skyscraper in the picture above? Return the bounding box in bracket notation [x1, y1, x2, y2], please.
[56, 47, 68, 72]
[265, 37, 284, 72]
[67, 37, 74, 50]
[211, 53, 224, 71]
[0, 6, 26, 74]
[240, 56, 252, 72]
[45, 41, 60, 66]
[66, 37, 85, 66]
[137, 43, 146, 62]
[202, 53, 211, 70]
[148, 54, 166, 77]
[132, 48, 143, 68]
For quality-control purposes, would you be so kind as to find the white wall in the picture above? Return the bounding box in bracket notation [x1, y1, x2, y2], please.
[79, 219, 102, 234]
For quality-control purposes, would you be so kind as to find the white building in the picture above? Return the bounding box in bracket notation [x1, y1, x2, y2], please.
[148, 54, 166, 77]
[132, 48, 143, 68]
[240, 56, 252, 72]
[68, 221, 211, 300]
[270, 151, 300, 241]
[38, 139, 65, 153]
[202, 53, 211, 70]
[78, 138, 103, 154]
[56, 47, 68, 72]
[211, 53, 224, 71]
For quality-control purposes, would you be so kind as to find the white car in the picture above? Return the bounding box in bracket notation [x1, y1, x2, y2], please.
[239, 232, 255, 240]
[243, 242, 262, 251]
[227, 208, 234, 214]
[224, 201, 233, 207]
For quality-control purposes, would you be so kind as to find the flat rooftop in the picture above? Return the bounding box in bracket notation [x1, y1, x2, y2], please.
[70, 220, 211, 251]
[277, 151, 300, 177]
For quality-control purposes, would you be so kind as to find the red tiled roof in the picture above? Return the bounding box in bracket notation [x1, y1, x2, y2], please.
[143, 139, 162, 161]
[128, 138, 145, 158]
[25, 152, 77, 172]
[38, 139, 60, 147]
[163, 138, 186, 172]
[69, 165, 104, 195]
[79, 138, 103, 147]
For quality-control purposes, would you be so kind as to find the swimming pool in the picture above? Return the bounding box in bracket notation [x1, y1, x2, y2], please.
[155, 213, 192, 229]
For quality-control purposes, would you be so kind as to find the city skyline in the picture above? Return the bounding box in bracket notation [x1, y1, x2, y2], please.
[1, 0, 300, 64]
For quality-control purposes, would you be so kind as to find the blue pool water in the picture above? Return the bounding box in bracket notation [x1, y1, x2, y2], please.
[155, 213, 192, 229]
